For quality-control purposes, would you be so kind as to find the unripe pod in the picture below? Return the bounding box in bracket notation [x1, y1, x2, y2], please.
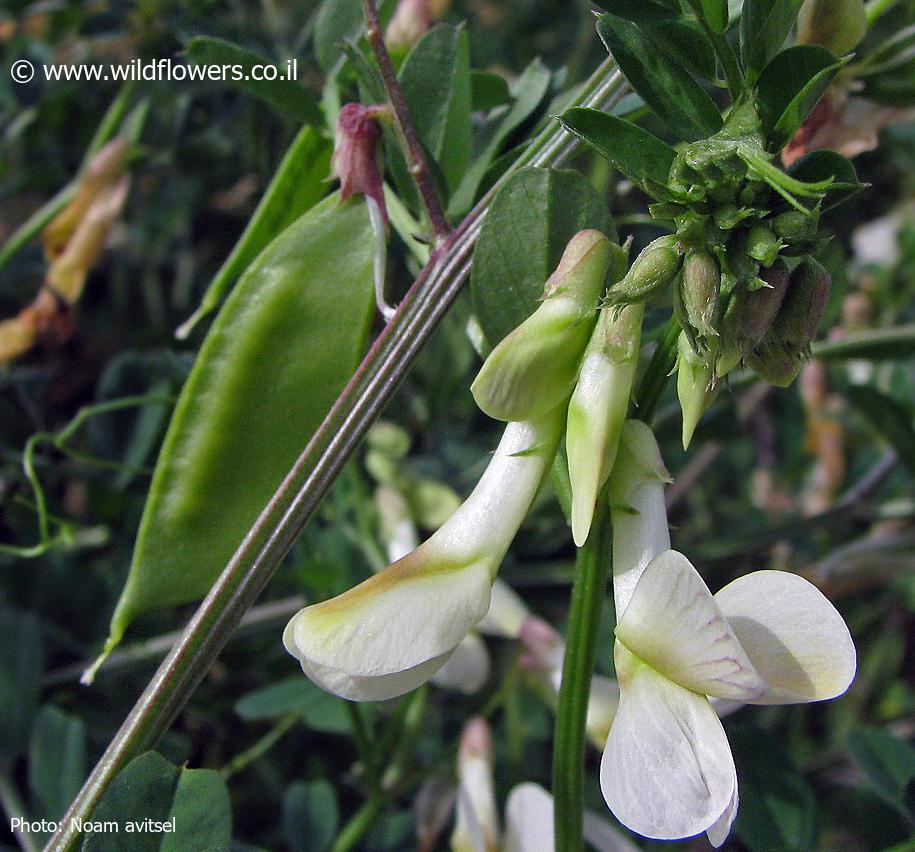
[746, 258, 832, 387]
[675, 250, 721, 348]
[676, 332, 718, 449]
[798, 0, 867, 56]
[716, 261, 790, 376]
[605, 235, 682, 305]
[746, 224, 783, 267]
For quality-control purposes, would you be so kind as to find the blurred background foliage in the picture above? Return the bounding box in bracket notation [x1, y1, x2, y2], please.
[1, 0, 915, 850]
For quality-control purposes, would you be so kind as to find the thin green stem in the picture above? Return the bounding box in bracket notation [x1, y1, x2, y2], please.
[221, 712, 300, 780]
[552, 496, 613, 852]
[331, 793, 391, 852]
[0, 773, 40, 852]
[46, 58, 627, 852]
[866, 0, 902, 25]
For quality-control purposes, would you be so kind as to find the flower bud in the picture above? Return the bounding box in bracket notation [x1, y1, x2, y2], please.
[385, 0, 451, 50]
[746, 224, 783, 267]
[746, 258, 831, 387]
[797, 0, 867, 56]
[331, 103, 388, 220]
[605, 235, 682, 305]
[772, 209, 818, 244]
[715, 261, 790, 376]
[675, 250, 720, 350]
[452, 717, 499, 852]
[471, 230, 613, 422]
[566, 303, 644, 546]
[677, 332, 718, 449]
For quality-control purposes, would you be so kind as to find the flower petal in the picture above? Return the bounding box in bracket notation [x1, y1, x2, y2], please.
[615, 550, 767, 700]
[601, 645, 737, 841]
[283, 557, 492, 699]
[477, 578, 530, 638]
[705, 783, 738, 848]
[608, 421, 671, 618]
[431, 631, 490, 694]
[293, 649, 454, 702]
[504, 783, 555, 852]
[714, 570, 856, 704]
[585, 675, 621, 750]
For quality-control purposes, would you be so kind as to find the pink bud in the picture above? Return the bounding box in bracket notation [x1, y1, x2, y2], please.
[518, 616, 563, 672]
[331, 103, 388, 221]
[458, 715, 492, 763]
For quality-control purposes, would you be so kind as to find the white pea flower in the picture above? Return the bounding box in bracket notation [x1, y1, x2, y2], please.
[283, 412, 564, 702]
[600, 421, 857, 846]
[452, 717, 638, 852]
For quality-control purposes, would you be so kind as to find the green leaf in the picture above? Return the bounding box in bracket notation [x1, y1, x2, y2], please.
[314, 0, 364, 73]
[399, 24, 472, 192]
[731, 726, 819, 851]
[697, 0, 728, 33]
[597, 15, 723, 141]
[100, 195, 376, 658]
[559, 108, 676, 197]
[471, 71, 511, 112]
[470, 166, 615, 345]
[449, 58, 552, 216]
[756, 45, 845, 149]
[234, 677, 350, 733]
[82, 752, 231, 852]
[847, 728, 915, 819]
[590, 0, 678, 22]
[848, 386, 915, 478]
[28, 705, 87, 822]
[787, 149, 862, 211]
[185, 38, 320, 124]
[283, 781, 338, 852]
[812, 325, 915, 361]
[178, 125, 333, 337]
[0, 607, 42, 767]
[740, 0, 805, 83]
[644, 20, 718, 81]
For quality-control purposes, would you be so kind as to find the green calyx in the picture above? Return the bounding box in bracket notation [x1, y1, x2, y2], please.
[471, 229, 615, 422]
[674, 249, 721, 353]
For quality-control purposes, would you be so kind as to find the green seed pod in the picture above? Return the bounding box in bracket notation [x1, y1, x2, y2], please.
[471, 229, 613, 422]
[798, 0, 867, 56]
[716, 261, 790, 376]
[91, 193, 377, 670]
[746, 257, 832, 387]
[605, 235, 682, 305]
[675, 250, 721, 349]
[746, 224, 783, 267]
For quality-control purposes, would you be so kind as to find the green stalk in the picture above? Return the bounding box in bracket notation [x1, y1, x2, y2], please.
[552, 495, 612, 852]
[46, 57, 627, 852]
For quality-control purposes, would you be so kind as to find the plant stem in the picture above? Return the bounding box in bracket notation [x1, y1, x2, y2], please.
[331, 792, 391, 852]
[221, 712, 300, 780]
[866, 0, 902, 25]
[552, 495, 612, 852]
[46, 57, 627, 852]
[0, 773, 40, 852]
[361, 0, 450, 245]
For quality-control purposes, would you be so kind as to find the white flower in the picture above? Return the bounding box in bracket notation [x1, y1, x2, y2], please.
[452, 717, 638, 852]
[600, 422, 857, 845]
[283, 412, 563, 702]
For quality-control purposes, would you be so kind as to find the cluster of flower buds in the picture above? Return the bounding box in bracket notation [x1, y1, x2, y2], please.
[600, 101, 835, 446]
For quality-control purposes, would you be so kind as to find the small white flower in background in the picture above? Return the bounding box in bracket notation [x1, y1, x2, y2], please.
[451, 717, 639, 852]
[600, 421, 857, 846]
[517, 616, 619, 750]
